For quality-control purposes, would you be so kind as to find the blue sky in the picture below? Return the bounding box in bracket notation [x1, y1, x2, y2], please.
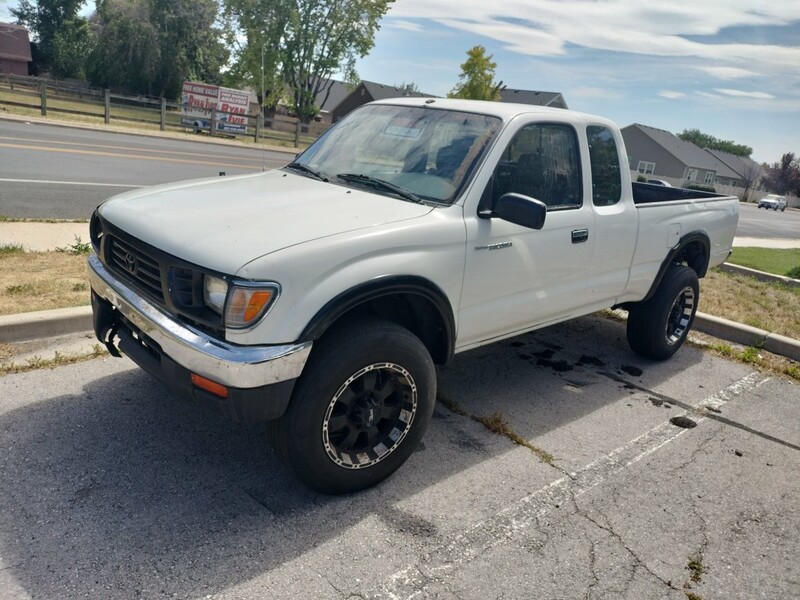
[354, 0, 800, 164]
[2, 0, 798, 163]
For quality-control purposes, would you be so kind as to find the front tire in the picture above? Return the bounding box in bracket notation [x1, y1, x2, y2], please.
[627, 264, 699, 360]
[267, 319, 436, 494]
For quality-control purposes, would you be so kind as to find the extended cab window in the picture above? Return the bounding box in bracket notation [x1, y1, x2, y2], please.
[587, 125, 622, 206]
[492, 123, 582, 209]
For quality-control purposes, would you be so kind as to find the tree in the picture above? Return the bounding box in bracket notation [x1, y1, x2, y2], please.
[88, 0, 228, 98]
[223, 0, 393, 122]
[12, 0, 94, 78]
[678, 129, 753, 158]
[737, 158, 763, 202]
[448, 45, 503, 101]
[763, 153, 800, 196]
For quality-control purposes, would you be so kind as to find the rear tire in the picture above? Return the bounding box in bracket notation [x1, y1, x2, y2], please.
[627, 264, 699, 360]
[267, 318, 436, 494]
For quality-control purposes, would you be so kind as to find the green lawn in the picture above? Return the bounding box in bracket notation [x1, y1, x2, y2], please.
[728, 247, 800, 279]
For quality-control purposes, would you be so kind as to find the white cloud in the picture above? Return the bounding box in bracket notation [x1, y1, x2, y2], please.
[695, 66, 760, 80]
[388, 20, 424, 32]
[386, 1, 800, 78]
[659, 90, 686, 99]
[714, 88, 775, 99]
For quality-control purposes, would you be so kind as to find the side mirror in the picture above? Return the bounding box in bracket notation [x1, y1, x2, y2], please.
[493, 193, 547, 230]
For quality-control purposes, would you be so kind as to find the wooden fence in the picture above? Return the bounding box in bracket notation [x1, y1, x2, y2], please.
[0, 74, 328, 147]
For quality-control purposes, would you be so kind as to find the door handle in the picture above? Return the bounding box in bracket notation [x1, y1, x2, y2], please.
[572, 229, 589, 244]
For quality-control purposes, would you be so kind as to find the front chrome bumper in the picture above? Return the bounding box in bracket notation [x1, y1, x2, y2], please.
[87, 253, 311, 389]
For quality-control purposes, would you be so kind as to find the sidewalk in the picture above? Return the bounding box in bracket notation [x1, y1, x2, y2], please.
[1, 222, 800, 362]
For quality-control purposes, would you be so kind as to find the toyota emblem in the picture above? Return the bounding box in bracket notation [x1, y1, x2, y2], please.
[125, 252, 137, 274]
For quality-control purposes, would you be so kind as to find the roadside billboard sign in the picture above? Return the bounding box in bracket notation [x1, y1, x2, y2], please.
[181, 82, 249, 135]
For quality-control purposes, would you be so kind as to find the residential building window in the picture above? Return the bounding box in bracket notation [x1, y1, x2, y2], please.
[704, 171, 715, 185]
[637, 161, 655, 175]
[587, 125, 622, 206]
[685, 168, 698, 182]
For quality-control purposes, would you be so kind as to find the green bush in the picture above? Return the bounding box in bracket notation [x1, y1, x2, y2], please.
[685, 183, 717, 193]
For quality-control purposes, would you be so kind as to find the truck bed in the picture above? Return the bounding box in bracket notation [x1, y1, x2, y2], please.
[632, 182, 723, 204]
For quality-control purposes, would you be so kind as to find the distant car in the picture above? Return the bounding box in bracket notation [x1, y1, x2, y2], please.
[647, 179, 672, 187]
[758, 194, 787, 211]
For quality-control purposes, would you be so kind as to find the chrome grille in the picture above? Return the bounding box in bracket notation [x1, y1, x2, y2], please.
[109, 236, 164, 301]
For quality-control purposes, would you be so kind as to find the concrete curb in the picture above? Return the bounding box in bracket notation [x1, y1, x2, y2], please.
[0, 306, 93, 343]
[718, 262, 800, 288]
[693, 312, 800, 362]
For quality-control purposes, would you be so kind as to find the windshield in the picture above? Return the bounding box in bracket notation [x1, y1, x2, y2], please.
[290, 104, 502, 204]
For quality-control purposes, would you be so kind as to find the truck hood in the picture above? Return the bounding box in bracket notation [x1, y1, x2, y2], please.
[98, 170, 434, 275]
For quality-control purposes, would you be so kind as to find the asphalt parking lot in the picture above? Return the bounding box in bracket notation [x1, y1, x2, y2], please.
[1, 315, 798, 599]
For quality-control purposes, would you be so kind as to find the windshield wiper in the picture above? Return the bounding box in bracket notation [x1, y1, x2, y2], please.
[336, 173, 423, 204]
[285, 162, 329, 182]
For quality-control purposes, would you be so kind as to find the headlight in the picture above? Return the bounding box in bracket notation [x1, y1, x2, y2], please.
[224, 283, 280, 329]
[204, 276, 279, 328]
[203, 275, 228, 315]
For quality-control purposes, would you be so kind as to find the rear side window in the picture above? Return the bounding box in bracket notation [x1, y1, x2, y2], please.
[587, 126, 622, 206]
[492, 123, 583, 209]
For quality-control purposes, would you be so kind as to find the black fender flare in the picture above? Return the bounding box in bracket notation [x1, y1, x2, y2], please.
[641, 232, 710, 303]
[300, 275, 457, 364]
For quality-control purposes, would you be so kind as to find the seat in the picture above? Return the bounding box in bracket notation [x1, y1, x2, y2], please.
[435, 136, 476, 180]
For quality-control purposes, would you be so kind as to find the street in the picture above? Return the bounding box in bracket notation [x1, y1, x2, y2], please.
[0, 120, 292, 219]
[1, 315, 798, 599]
[735, 201, 800, 240]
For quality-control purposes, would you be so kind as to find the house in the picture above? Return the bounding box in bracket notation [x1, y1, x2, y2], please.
[499, 88, 568, 109]
[0, 22, 32, 76]
[621, 123, 740, 186]
[704, 149, 763, 191]
[331, 80, 437, 122]
[314, 79, 351, 123]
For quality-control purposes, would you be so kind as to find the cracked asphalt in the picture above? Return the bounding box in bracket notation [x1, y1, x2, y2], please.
[1, 315, 798, 599]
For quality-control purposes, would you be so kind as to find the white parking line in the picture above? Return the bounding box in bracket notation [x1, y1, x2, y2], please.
[368, 371, 766, 600]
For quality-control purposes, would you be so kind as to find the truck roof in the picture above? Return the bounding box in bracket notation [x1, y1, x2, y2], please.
[369, 97, 615, 127]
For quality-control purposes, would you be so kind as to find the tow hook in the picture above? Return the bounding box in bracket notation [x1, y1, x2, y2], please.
[99, 322, 122, 358]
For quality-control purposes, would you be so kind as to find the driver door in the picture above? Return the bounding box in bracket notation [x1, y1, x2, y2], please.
[458, 121, 595, 349]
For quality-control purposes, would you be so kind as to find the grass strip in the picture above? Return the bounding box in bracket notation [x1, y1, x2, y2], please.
[728, 247, 800, 279]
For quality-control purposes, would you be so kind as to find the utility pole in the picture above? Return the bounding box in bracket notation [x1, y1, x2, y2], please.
[261, 44, 265, 117]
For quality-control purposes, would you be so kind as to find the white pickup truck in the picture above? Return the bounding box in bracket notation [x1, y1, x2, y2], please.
[88, 98, 739, 493]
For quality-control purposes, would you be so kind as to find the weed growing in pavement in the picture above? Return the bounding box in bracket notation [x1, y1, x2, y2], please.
[437, 393, 556, 466]
[476, 412, 556, 465]
[687, 557, 706, 583]
[0, 345, 107, 376]
[740, 346, 761, 363]
[698, 340, 800, 382]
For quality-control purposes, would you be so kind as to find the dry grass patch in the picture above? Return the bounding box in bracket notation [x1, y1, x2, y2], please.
[700, 269, 800, 339]
[0, 251, 89, 315]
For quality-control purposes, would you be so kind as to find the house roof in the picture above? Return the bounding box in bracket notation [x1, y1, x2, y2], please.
[315, 79, 351, 113]
[361, 80, 438, 101]
[0, 22, 32, 63]
[705, 149, 762, 180]
[499, 88, 568, 109]
[624, 123, 740, 179]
